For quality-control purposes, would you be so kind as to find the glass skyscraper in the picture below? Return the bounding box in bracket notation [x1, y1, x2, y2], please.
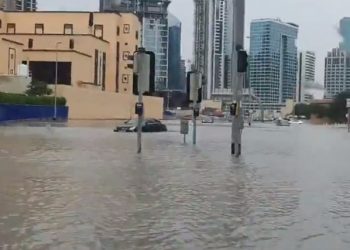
[167, 13, 182, 91]
[249, 19, 298, 105]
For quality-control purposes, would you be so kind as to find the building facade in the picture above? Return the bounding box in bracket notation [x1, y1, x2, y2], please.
[297, 51, 316, 103]
[100, 0, 170, 91]
[249, 19, 298, 105]
[340, 17, 350, 52]
[193, 0, 244, 102]
[1, 0, 36, 11]
[324, 48, 350, 99]
[167, 13, 182, 91]
[0, 10, 164, 119]
[0, 11, 140, 95]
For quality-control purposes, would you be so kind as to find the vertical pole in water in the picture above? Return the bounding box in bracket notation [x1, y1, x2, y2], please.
[348, 108, 350, 133]
[193, 106, 197, 145]
[137, 92, 143, 154]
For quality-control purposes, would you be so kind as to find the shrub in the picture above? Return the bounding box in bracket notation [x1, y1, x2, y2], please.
[26, 80, 53, 96]
[0, 92, 66, 106]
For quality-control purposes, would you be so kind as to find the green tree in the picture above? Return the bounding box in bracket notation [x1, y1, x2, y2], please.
[25, 80, 52, 96]
[328, 91, 350, 123]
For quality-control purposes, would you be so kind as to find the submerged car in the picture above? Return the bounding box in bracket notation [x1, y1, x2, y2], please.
[114, 119, 167, 133]
[201, 116, 214, 124]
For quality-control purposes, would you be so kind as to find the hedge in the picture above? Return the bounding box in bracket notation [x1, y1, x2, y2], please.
[0, 92, 66, 106]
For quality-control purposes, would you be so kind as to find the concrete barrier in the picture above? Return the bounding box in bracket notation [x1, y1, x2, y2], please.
[0, 104, 68, 122]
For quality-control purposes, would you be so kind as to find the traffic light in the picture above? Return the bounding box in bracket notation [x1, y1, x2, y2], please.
[237, 50, 248, 73]
[145, 51, 155, 95]
[186, 71, 202, 104]
[131, 48, 156, 95]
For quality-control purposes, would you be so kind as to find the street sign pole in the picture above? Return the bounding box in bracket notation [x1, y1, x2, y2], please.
[347, 99, 350, 133]
[134, 48, 151, 154]
[231, 0, 246, 157]
[193, 104, 197, 145]
[137, 93, 143, 154]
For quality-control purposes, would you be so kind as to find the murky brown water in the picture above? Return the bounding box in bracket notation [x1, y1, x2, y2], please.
[0, 123, 350, 249]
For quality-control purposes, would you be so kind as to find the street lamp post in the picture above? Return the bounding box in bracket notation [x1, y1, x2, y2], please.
[54, 42, 62, 120]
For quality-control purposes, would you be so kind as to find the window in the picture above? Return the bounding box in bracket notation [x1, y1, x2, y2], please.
[117, 26, 120, 36]
[28, 39, 33, 49]
[123, 24, 130, 34]
[69, 39, 74, 49]
[64, 24, 73, 35]
[122, 74, 129, 83]
[94, 50, 98, 85]
[102, 52, 106, 91]
[94, 25, 103, 38]
[122, 51, 130, 61]
[135, 31, 139, 39]
[0, 19, 2, 29]
[35, 23, 44, 34]
[7, 23, 16, 34]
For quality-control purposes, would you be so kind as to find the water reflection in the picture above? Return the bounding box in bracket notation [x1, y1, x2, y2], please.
[0, 124, 349, 249]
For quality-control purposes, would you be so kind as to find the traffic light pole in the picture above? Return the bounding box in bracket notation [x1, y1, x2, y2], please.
[137, 92, 143, 154]
[192, 104, 199, 145]
[231, 0, 245, 157]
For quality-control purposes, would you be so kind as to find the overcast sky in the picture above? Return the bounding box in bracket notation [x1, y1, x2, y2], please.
[38, 0, 350, 84]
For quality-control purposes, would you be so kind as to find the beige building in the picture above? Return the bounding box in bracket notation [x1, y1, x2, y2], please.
[0, 10, 164, 119]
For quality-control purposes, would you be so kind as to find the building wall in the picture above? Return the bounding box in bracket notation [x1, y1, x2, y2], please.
[0, 34, 109, 88]
[249, 19, 298, 104]
[0, 11, 140, 94]
[168, 14, 181, 91]
[297, 51, 316, 103]
[0, 37, 24, 75]
[56, 85, 163, 120]
[324, 48, 350, 99]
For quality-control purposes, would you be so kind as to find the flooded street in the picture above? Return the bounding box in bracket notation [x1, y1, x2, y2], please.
[1, 123, 350, 249]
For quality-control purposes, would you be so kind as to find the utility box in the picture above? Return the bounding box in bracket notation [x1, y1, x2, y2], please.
[180, 120, 189, 135]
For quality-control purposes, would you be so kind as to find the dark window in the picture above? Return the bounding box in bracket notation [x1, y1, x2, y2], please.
[0, 19, 2, 29]
[117, 26, 120, 36]
[94, 49, 98, 85]
[69, 39, 74, 49]
[94, 24, 103, 38]
[135, 45, 138, 52]
[29, 61, 72, 85]
[116, 42, 120, 93]
[135, 31, 139, 39]
[28, 39, 33, 49]
[7, 23, 16, 34]
[123, 24, 130, 34]
[35, 23, 44, 34]
[64, 24, 73, 34]
[125, 42, 128, 46]
[102, 52, 106, 91]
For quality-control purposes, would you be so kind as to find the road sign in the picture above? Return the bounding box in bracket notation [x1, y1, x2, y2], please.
[347, 99, 350, 108]
[180, 120, 189, 135]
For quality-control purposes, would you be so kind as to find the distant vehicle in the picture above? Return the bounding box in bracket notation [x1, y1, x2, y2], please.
[114, 119, 167, 133]
[202, 116, 214, 124]
[276, 118, 290, 127]
[289, 119, 303, 125]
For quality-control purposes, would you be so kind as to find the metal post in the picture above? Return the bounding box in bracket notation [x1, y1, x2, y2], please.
[231, 0, 245, 157]
[193, 106, 197, 145]
[54, 42, 62, 120]
[348, 108, 350, 133]
[137, 92, 143, 154]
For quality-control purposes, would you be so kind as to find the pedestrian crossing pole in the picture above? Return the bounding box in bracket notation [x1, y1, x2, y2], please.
[231, 0, 246, 157]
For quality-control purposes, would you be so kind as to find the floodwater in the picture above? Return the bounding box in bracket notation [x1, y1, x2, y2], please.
[0, 123, 350, 250]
